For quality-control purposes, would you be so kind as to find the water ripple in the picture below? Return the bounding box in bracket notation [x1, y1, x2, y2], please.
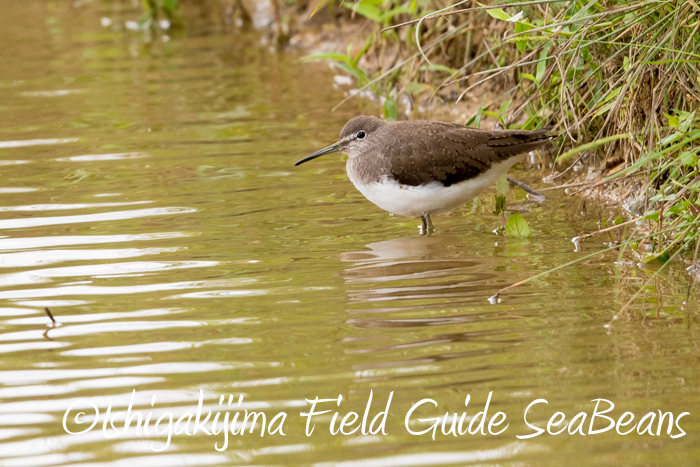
[0, 261, 217, 287]
[56, 152, 148, 162]
[0, 138, 78, 149]
[0, 207, 197, 230]
[0, 279, 257, 299]
[0, 201, 152, 212]
[0, 232, 189, 251]
[0, 247, 181, 268]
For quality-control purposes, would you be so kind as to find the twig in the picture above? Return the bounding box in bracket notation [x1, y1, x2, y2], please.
[572, 217, 638, 243]
[536, 181, 593, 191]
[567, 171, 641, 195]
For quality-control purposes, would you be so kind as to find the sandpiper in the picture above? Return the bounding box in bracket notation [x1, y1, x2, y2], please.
[295, 116, 554, 234]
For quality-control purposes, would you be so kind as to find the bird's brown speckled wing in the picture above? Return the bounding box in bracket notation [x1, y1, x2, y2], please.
[387, 121, 552, 187]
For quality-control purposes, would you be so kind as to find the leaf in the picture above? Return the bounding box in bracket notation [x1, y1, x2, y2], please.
[383, 5, 413, 21]
[614, 216, 624, 226]
[351, 33, 374, 67]
[507, 11, 524, 22]
[536, 47, 549, 84]
[352, 2, 383, 22]
[642, 250, 670, 264]
[680, 150, 698, 167]
[505, 214, 531, 237]
[666, 114, 679, 127]
[468, 99, 485, 129]
[426, 64, 454, 74]
[309, 0, 329, 18]
[493, 195, 507, 216]
[478, 2, 510, 20]
[521, 72, 537, 84]
[383, 98, 398, 122]
[643, 210, 659, 222]
[405, 82, 429, 95]
[680, 110, 696, 133]
[658, 131, 682, 146]
[301, 52, 349, 62]
[498, 99, 512, 124]
[514, 21, 531, 53]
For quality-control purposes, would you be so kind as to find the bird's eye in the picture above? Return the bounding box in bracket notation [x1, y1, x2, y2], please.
[356, 131, 366, 139]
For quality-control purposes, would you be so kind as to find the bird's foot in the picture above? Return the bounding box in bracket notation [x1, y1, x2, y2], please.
[420, 212, 435, 236]
[506, 176, 546, 202]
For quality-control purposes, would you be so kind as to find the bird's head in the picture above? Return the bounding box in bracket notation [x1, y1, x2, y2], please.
[294, 116, 385, 166]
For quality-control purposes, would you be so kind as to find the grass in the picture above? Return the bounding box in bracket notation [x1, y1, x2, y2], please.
[300, 0, 700, 311]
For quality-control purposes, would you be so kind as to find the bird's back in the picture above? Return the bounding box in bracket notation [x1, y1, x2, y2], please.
[369, 120, 552, 187]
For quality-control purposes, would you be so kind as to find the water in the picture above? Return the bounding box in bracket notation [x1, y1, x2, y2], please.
[0, 2, 698, 466]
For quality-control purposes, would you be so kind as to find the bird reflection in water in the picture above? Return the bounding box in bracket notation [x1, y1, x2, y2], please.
[339, 235, 523, 373]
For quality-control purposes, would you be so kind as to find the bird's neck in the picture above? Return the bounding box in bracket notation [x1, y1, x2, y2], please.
[346, 150, 391, 186]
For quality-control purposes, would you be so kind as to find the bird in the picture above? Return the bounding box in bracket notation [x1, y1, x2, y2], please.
[295, 116, 554, 234]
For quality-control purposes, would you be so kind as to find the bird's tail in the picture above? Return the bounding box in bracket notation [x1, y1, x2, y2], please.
[487, 127, 555, 159]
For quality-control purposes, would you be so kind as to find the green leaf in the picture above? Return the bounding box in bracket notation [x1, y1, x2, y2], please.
[425, 64, 454, 74]
[659, 131, 682, 146]
[642, 250, 670, 264]
[383, 5, 413, 21]
[309, 0, 329, 18]
[336, 62, 365, 83]
[514, 21, 531, 53]
[680, 150, 698, 167]
[301, 52, 349, 62]
[643, 210, 659, 221]
[383, 98, 398, 122]
[680, 111, 696, 133]
[521, 72, 537, 84]
[352, 2, 383, 22]
[614, 216, 624, 226]
[478, 2, 510, 20]
[405, 82, 429, 95]
[505, 214, 531, 237]
[493, 195, 507, 216]
[468, 99, 485, 129]
[498, 99, 512, 124]
[536, 47, 549, 84]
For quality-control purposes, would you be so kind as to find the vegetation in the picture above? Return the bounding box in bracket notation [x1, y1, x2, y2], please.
[303, 0, 700, 269]
[139, 0, 180, 28]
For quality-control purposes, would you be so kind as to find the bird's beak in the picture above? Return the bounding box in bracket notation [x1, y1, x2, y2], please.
[294, 142, 340, 166]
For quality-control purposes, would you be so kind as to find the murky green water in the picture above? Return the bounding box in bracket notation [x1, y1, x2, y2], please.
[0, 2, 698, 466]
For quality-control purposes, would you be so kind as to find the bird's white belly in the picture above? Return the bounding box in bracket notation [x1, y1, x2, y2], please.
[348, 157, 523, 217]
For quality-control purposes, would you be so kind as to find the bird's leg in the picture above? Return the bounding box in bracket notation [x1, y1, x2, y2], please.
[420, 212, 435, 236]
[425, 212, 435, 233]
[506, 176, 546, 200]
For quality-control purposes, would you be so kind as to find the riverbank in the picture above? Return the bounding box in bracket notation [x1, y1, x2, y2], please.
[136, 0, 699, 265]
[280, 0, 700, 267]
